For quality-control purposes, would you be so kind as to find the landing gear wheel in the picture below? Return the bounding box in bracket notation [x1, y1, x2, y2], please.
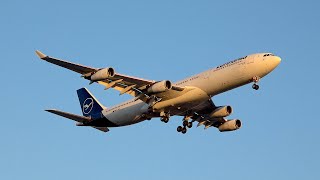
[163, 118, 169, 123]
[183, 121, 188, 127]
[252, 84, 260, 90]
[177, 126, 183, 132]
[187, 122, 193, 128]
[181, 127, 187, 134]
[161, 117, 169, 123]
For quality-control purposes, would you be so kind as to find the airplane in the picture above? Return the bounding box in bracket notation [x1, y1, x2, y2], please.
[36, 50, 281, 134]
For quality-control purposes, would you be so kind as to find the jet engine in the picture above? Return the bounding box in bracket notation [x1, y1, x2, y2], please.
[209, 106, 233, 118]
[218, 119, 242, 132]
[90, 68, 115, 81]
[147, 80, 172, 94]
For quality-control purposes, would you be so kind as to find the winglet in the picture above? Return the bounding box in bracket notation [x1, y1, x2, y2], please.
[35, 50, 47, 59]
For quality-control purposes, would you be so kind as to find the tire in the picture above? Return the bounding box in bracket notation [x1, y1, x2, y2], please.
[183, 121, 188, 127]
[181, 127, 187, 134]
[252, 84, 259, 90]
[187, 122, 193, 128]
[161, 117, 169, 123]
[163, 118, 169, 123]
[177, 126, 183, 132]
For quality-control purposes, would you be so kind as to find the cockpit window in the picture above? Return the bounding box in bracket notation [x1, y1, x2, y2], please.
[263, 53, 275, 57]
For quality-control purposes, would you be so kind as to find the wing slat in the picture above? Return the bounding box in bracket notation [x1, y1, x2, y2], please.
[36, 50, 154, 97]
[36, 50, 183, 99]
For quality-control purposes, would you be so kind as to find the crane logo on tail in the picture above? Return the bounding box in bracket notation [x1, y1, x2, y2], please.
[83, 98, 94, 115]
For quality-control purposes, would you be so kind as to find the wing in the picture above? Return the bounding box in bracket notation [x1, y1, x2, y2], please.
[191, 99, 226, 128]
[97, 74, 155, 98]
[192, 99, 216, 115]
[36, 50, 157, 98]
[36, 50, 97, 74]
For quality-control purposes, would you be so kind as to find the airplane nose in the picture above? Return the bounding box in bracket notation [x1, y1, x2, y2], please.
[269, 56, 281, 70]
[274, 56, 281, 65]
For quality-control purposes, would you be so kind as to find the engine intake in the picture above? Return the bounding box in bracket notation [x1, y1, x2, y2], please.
[90, 68, 115, 81]
[209, 106, 233, 118]
[218, 119, 241, 132]
[147, 80, 172, 94]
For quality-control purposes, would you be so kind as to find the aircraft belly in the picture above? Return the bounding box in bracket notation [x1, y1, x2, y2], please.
[104, 102, 148, 126]
[153, 87, 210, 112]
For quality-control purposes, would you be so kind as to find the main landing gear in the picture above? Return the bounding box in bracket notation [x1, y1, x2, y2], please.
[252, 76, 260, 90]
[160, 112, 195, 134]
[160, 112, 170, 123]
[161, 116, 169, 123]
[177, 119, 193, 134]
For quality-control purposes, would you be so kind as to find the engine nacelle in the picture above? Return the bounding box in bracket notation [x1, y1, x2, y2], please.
[90, 68, 115, 81]
[147, 80, 172, 94]
[209, 106, 233, 118]
[218, 119, 241, 132]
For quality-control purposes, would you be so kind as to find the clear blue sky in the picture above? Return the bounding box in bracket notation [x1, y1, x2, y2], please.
[1, 0, 319, 179]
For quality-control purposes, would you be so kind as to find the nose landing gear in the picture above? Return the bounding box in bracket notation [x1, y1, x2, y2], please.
[252, 84, 259, 90]
[252, 76, 260, 90]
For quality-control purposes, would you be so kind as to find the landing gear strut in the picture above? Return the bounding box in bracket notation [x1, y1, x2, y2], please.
[252, 76, 260, 90]
[160, 112, 170, 123]
[177, 119, 193, 134]
[183, 120, 193, 128]
[160, 116, 169, 123]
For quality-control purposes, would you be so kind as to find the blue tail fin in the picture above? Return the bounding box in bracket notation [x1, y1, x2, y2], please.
[77, 88, 105, 118]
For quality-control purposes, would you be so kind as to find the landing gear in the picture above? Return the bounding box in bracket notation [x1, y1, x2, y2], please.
[177, 126, 187, 134]
[161, 117, 169, 123]
[252, 76, 261, 90]
[187, 122, 193, 128]
[177, 120, 193, 134]
[181, 127, 187, 134]
[252, 84, 259, 90]
[160, 111, 170, 123]
[183, 120, 193, 128]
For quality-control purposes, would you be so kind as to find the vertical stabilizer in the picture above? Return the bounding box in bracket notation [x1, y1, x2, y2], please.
[77, 88, 105, 118]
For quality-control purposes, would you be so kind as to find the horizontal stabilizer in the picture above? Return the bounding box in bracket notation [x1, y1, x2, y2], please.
[46, 109, 91, 122]
[93, 127, 109, 132]
[45, 109, 109, 133]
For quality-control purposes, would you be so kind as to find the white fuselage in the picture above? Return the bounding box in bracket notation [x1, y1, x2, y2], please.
[102, 53, 281, 126]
